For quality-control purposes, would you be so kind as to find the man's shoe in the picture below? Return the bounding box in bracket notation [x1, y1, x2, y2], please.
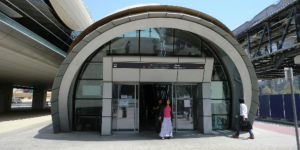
[249, 135, 254, 139]
[232, 134, 239, 138]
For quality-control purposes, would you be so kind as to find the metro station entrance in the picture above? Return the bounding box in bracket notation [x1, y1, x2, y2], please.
[112, 83, 198, 133]
[139, 83, 172, 132]
[139, 83, 198, 132]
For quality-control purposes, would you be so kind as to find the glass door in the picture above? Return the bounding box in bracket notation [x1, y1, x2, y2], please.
[112, 83, 139, 132]
[173, 84, 198, 131]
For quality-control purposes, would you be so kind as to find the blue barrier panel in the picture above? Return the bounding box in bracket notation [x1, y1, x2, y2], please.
[270, 95, 284, 119]
[284, 94, 300, 120]
[259, 95, 270, 117]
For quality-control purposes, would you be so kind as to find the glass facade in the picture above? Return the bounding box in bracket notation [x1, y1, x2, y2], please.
[74, 47, 106, 132]
[173, 85, 198, 130]
[73, 27, 231, 132]
[211, 81, 231, 130]
[174, 29, 201, 56]
[112, 84, 139, 131]
[140, 28, 173, 56]
[208, 41, 231, 130]
[110, 31, 139, 55]
[99, 28, 214, 57]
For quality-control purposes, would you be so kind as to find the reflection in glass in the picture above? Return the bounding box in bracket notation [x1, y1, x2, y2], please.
[140, 28, 156, 55]
[91, 44, 109, 62]
[211, 81, 230, 99]
[140, 28, 173, 56]
[174, 29, 201, 56]
[112, 84, 138, 131]
[211, 100, 230, 114]
[212, 115, 229, 130]
[80, 63, 103, 79]
[110, 31, 139, 55]
[175, 85, 195, 130]
[76, 80, 103, 98]
[202, 41, 214, 57]
[101, 27, 224, 58]
[212, 66, 226, 81]
[75, 100, 102, 116]
[75, 116, 101, 131]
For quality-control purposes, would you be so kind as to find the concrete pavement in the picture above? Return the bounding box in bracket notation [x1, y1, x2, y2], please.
[0, 112, 298, 150]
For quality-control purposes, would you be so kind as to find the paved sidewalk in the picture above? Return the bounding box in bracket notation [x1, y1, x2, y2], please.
[0, 113, 298, 150]
[0, 110, 50, 135]
[254, 121, 300, 137]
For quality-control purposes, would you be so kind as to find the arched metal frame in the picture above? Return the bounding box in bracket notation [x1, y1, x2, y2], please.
[51, 10, 258, 133]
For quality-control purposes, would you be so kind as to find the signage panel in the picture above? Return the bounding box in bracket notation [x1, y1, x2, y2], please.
[112, 62, 205, 69]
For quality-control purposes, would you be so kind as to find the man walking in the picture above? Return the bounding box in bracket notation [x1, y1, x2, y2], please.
[232, 98, 255, 139]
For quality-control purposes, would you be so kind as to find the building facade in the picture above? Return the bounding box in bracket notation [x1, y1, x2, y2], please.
[51, 5, 258, 135]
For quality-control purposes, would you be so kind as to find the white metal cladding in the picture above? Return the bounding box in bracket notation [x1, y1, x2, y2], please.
[49, 0, 93, 31]
[51, 12, 258, 132]
[0, 13, 65, 89]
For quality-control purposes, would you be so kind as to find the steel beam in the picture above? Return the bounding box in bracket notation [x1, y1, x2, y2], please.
[247, 33, 251, 56]
[295, 7, 300, 43]
[275, 48, 300, 68]
[253, 24, 267, 58]
[267, 22, 272, 53]
[278, 11, 294, 49]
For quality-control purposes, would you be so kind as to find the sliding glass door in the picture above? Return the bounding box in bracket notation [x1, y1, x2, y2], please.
[173, 84, 198, 131]
[112, 83, 139, 132]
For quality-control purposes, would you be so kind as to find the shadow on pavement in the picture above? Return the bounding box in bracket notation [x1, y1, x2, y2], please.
[34, 123, 235, 142]
[0, 109, 50, 122]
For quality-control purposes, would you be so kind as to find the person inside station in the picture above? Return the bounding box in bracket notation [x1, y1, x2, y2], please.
[153, 99, 163, 133]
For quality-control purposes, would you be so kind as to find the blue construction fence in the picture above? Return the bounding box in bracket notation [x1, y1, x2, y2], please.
[259, 94, 300, 120]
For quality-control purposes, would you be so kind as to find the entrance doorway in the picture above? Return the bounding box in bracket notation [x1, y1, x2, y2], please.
[139, 83, 198, 132]
[112, 83, 199, 133]
[139, 83, 172, 132]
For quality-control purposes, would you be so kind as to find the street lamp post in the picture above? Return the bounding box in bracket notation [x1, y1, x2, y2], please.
[284, 67, 300, 150]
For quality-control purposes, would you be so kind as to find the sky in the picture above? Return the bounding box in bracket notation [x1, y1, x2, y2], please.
[83, 0, 279, 31]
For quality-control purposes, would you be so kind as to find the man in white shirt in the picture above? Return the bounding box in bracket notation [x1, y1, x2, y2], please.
[232, 98, 254, 139]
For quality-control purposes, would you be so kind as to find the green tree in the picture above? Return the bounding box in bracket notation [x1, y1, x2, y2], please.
[262, 86, 277, 95]
[262, 86, 271, 95]
[281, 83, 300, 94]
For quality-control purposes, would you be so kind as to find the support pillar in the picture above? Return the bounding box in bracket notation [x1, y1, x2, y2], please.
[101, 82, 112, 135]
[32, 89, 47, 110]
[0, 85, 13, 113]
[101, 56, 113, 135]
[197, 83, 212, 134]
